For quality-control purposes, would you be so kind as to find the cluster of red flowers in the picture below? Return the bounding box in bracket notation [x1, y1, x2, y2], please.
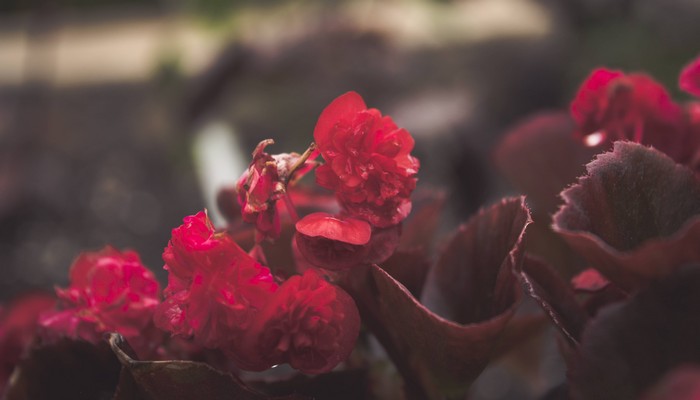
[153, 210, 360, 372]
[571, 55, 700, 168]
[5, 91, 413, 377]
[39, 246, 161, 357]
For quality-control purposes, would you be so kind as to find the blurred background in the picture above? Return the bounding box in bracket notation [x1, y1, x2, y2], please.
[0, 0, 698, 397]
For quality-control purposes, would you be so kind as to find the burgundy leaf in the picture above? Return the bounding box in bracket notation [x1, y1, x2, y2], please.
[397, 189, 445, 252]
[422, 197, 531, 324]
[379, 249, 431, 299]
[494, 112, 596, 215]
[4, 339, 121, 400]
[109, 334, 310, 400]
[363, 224, 401, 265]
[518, 256, 589, 345]
[553, 142, 700, 291]
[376, 189, 445, 298]
[339, 197, 532, 399]
[569, 265, 700, 400]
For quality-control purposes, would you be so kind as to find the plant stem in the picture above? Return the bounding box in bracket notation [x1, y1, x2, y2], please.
[286, 142, 317, 183]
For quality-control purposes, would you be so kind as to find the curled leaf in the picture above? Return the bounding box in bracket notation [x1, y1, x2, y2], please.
[339, 197, 532, 399]
[570, 265, 700, 400]
[553, 142, 700, 291]
[517, 256, 589, 345]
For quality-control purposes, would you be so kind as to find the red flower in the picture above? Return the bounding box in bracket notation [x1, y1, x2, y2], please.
[570, 68, 687, 162]
[243, 269, 360, 374]
[0, 293, 55, 393]
[39, 247, 160, 350]
[314, 92, 419, 228]
[162, 210, 221, 280]
[294, 212, 400, 270]
[295, 212, 372, 270]
[680, 55, 700, 98]
[237, 140, 317, 241]
[154, 210, 278, 367]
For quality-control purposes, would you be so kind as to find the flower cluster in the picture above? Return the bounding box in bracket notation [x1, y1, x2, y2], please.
[313, 92, 419, 228]
[155, 210, 360, 373]
[1, 90, 422, 394]
[154, 211, 278, 366]
[39, 246, 161, 356]
[570, 65, 700, 166]
[283, 92, 416, 271]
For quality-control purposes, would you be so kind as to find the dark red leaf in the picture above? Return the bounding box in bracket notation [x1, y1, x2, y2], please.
[553, 142, 700, 291]
[4, 339, 121, 400]
[494, 112, 596, 215]
[338, 197, 532, 399]
[109, 334, 311, 400]
[494, 112, 595, 274]
[363, 224, 401, 265]
[422, 197, 531, 324]
[379, 249, 431, 298]
[397, 189, 445, 252]
[518, 256, 589, 345]
[569, 265, 700, 400]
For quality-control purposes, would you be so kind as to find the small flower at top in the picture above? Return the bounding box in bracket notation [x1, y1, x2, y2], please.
[570, 68, 688, 162]
[680, 54, 700, 98]
[314, 91, 419, 228]
[237, 139, 317, 242]
[39, 246, 160, 356]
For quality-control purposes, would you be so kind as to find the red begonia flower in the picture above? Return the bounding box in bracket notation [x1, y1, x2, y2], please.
[237, 140, 317, 241]
[297, 212, 372, 245]
[295, 212, 401, 270]
[154, 210, 278, 368]
[295, 212, 372, 270]
[162, 210, 221, 280]
[39, 247, 160, 352]
[0, 293, 55, 393]
[680, 55, 700, 98]
[571, 68, 687, 162]
[314, 92, 419, 228]
[244, 269, 360, 374]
